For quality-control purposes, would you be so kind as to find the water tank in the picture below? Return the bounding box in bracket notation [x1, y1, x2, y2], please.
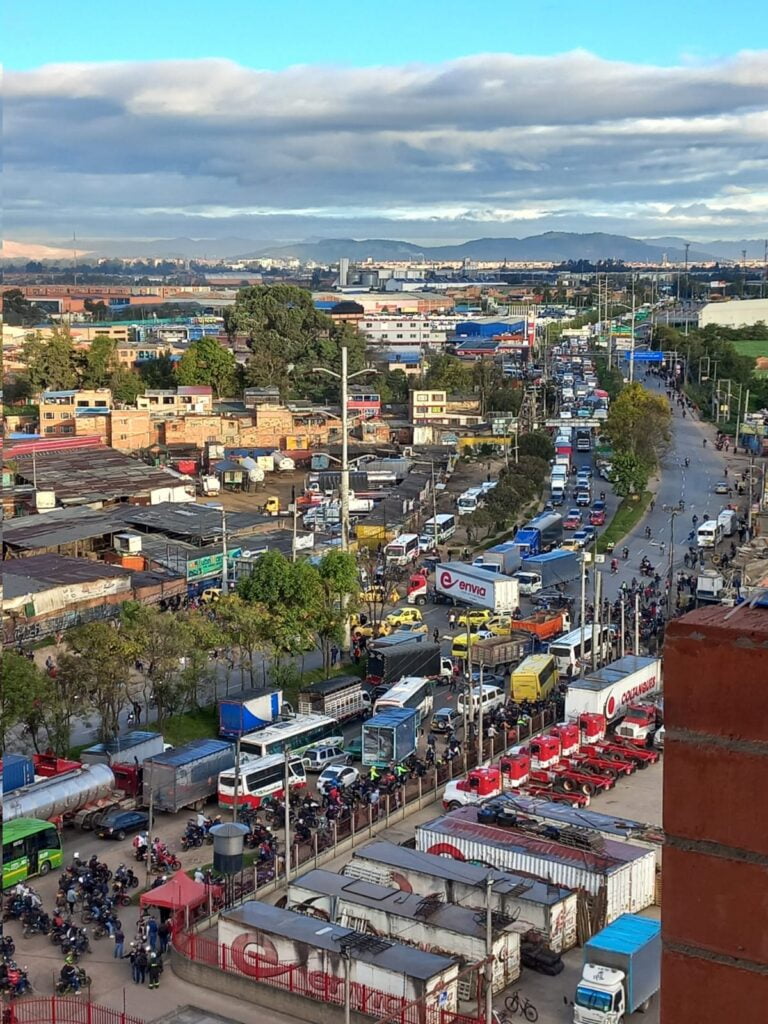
[210, 822, 249, 875]
[4, 764, 116, 822]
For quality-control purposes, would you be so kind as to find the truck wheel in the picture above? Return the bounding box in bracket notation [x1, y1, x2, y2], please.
[580, 782, 595, 796]
[416, 597, 426, 606]
[447, 801, 461, 811]
[561, 778, 574, 792]
[637, 997, 651, 1013]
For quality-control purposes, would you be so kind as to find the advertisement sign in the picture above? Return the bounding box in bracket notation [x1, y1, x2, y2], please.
[187, 548, 242, 581]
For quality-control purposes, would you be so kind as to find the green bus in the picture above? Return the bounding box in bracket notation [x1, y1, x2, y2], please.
[2, 819, 63, 889]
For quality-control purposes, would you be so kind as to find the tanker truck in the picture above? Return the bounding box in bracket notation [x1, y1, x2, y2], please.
[3, 761, 140, 831]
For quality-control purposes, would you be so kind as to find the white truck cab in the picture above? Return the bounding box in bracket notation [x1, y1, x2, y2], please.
[574, 963, 626, 1024]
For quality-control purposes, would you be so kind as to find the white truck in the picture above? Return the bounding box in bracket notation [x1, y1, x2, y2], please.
[564, 656, 661, 724]
[574, 915, 661, 1023]
[457, 487, 484, 516]
[199, 474, 221, 496]
[435, 563, 519, 614]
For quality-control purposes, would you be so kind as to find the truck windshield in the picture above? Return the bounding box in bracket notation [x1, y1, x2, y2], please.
[575, 987, 612, 1012]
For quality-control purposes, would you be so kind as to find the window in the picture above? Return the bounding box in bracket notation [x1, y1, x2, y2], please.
[119, 434, 128, 441]
[45, 426, 55, 434]
[44, 412, 54, 420]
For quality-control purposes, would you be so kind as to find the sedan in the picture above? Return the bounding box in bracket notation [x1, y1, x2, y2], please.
[392, 621, 428, 636]
[581, 525, 597, 542]
[97, 809, 149, 841]
[532, 591, 572, 610]
[571, 530, 590, 549]
[457, 608, 492, 628]
[317, 765, 359, 793]
[714, 481, 730, 495]
[576, 490, 592, 507]
[564, 511, 582, 530]
[589, 507, 606, 526]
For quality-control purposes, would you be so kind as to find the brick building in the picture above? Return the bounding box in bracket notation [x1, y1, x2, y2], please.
[662, 605, 768, 1024]
[38, 388, 113, 442]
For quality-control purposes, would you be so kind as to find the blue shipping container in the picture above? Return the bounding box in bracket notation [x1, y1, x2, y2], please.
[2, 754, 35, 794]
[362, 708, 417, 767]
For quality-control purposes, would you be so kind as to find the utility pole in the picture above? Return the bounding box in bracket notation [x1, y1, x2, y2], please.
[634, 592, 640, 656]
[620, 600, 626, 658]
[220, 506, 229, 594]
[629, 274, 637, 383]
[579, 557, 587, 677]
[477, 663, 484, 767]
[232, 736, 241, 822]
[284, 751, 292, 883]
[485, 873, 494, 1024]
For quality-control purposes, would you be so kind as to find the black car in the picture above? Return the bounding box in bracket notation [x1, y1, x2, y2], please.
[532, 590, 572, 610]
[97, 809, 149, 841]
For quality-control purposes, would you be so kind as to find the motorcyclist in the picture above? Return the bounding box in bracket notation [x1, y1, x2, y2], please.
[610, 558, 618, 574]
[60, 956, 80, 993]
[645, 526, 652, 539]
[703, 438, 707, 447]
[684, 457, 690, 467]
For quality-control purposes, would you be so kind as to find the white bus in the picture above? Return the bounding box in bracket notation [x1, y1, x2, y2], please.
[239, 714, 343, 758]
[457, 487, 483, 516]
[384, 533, 420, 566]
[421, 514, 456, 546]
[696, 520, 723, 549]
[218, 754, 307, 810]
[373, 676, 434, 724]
[549, 626, 614, 677]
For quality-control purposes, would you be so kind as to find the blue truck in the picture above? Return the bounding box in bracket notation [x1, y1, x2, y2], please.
[514, 550, 581, 594]
[361, 708, 418, 767]
[573, 915, 661, 1023]
[218, 690, 285, 739]
[513, 512, 564, 557]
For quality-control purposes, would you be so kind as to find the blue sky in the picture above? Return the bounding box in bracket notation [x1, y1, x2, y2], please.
[5, 1, 768, 250]
[7, 0, 767, 70]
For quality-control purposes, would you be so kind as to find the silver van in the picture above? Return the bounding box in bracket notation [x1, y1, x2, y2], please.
[302, 744, 350, 772]
[431, 707, 461, 733]
[457, 684, 505, 718]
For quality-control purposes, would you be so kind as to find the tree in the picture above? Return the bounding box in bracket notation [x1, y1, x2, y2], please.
[604, 382, 671, 469]
[214, 595, 271, 687]
[611, 451, 650, 497]
[81, 335, 118, 388]
[58, 623, 134, 741]
[140, 353, 176, 389]
[120, 604, 186, 726]
[518, 431, 555, 462]
[2, 289, 50, 327]
[3, 376, 35, 405]
[109, 367, 144, 405]
[424, 354, 473, 393]
[314, 551, 360, 673]
[377, 369, 410, 405]
[2, 655, 74, 755]
[176, 336, 238, 397]
[22, 329, 80, 391]
[236, 551, 318, 663]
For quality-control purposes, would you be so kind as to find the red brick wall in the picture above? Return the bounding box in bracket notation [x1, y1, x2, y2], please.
[661, 607, 768, 1023]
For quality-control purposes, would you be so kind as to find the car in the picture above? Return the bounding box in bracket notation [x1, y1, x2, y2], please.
[431, 707, 461, 733]
[317, 764, 359, 793]
[559, 539, 582, 553]
[581, 525, 597, 542]
[571, 530, 590, 549]
[343, 737, 363, 761]
[302, 744, 350, 772]
[385, 607, 423, 628]
[391, 621, 428, 636]
[714, 481, 730, 495]
[589, 507, 606, 526]
[486, 615, 514, 636]
[350, 617, 391, 639]
[457, 608, 492, 628]
[576, 490, 591, 507]
[97, 809, 149, 841]
[564, 509, 582, 529]
[532, 590, 572, 610]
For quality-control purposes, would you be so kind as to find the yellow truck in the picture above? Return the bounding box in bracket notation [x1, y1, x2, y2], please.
[510, 654, 559, 702]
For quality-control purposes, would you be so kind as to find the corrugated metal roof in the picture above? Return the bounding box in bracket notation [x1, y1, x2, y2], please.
[221, 902, 455, 980]
[569, 656, 656, 693]
[148, 738, 232, 767]
[497, 795, 661, 843]
[3, 554, 130, 596]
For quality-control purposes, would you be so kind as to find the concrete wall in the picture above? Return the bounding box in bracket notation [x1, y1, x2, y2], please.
[661, 606, 768, 1024]
[699, 298, 768, 328]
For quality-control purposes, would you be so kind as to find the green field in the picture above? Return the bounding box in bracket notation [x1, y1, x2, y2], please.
[732, 340, 768, 377]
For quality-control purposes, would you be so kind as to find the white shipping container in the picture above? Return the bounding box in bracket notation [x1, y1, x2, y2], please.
[435, 563, 519, 613]
[344, 841, 579, 952]
[564, 656, 661, 722]
[416, 814, 656, 924]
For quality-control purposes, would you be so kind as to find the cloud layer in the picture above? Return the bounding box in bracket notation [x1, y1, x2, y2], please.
[6, 51, 768, 245]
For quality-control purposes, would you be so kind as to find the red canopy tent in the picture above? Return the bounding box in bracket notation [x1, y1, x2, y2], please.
[140, 872, 221, 915]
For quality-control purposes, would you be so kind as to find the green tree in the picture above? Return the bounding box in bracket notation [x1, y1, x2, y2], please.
[424, 354, 473, 393]
[314, 551, 359, 673]
[81, 335, 118, 388]
[377, 369, 410, 405]
[1, 654, 55, 749]
[611, 451, 650, 497]
[604, 382, 671, 469]
[120, 604, 186, 726]
[140, 353, 176, 389]
[22, 329, 80, 391]
[214, 595, 271, 687]
[236, 551, 318, 662]
[176, 336, 239, 397]
[518, 431, 555, 462]
[58, 623, 134, 741]
[2, 289, 50, 326]
[109, 367, 144, 405]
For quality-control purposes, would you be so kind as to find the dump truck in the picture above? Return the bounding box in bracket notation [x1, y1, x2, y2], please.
[574, 915, 661, 1023]
[471, 634, 533, 671]
[514, 609, 571, 642]
[366, 636, 452, 687]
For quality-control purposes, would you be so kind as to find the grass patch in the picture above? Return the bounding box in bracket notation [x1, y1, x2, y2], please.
[147, 706, 219, 746]
[597, 491, 653, 553]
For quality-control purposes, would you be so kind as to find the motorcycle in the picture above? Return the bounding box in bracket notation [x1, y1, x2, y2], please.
[22, 911, 50, 937]
[0, 936, 15, 959]
[0, 963, 31, 999]
[55, 966, 90, 996]
[610, 559, 618, 575]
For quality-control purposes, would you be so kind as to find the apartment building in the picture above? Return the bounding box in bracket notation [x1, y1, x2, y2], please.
[38, 389, 113, 442]
[408, 388, 482, 428]
[358, 317, 449, 348]
[136, 386, 213, 417]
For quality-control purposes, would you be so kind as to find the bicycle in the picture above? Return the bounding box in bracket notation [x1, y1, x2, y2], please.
[505, 991, 539, 1022]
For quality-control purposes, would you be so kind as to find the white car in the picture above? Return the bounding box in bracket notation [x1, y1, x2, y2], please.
[316, 764, 359, 793]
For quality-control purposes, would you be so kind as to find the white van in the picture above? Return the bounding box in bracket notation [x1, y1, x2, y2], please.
[696, 520, 723, 549]
[457, 684, 504, 718]
[717, 508, 737, 537]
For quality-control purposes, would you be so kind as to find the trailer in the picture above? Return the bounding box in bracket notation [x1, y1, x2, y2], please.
[514, 609, 571, 642]
[472, 542, 522, 576]
[287, 868, 521, 994]
[3, 763, 117, 823]
[416, 810, 656, 924]
[517, 550, 581, 589]
[435, 563, 519, 613]
[1, 754, 35, 795]
[296, 676, 372, 722]
[218, 690, 284, 739]
[362, 708, 418, 767]
[564, 656, 661, 724]
[366, 636, 451, 686]
[80, 731, 166, 766]
[575, 915, 661, 1023]
[142, 739, 235, 812]
[344, 840, 579, 953]
[472, 634, 533, 671]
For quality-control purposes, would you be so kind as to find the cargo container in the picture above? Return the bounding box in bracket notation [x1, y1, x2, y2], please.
[218, 902, 459, 1014]
[344, 840, 579, 953]
[472, 542, 522, 576]
[1, 754, 35, 795]
[362, 708, 418, 767]
[80, 731, 166, 766]
[513, 513, 563, 557]
[435, 563, 519, 613]
[564, 656, 661, 723]
[472, 634, 533, 671]
[574, 915, 661, 1023]
[4, 764, 116, 823]
[496, 795, 664, 866]
[416, 810, 656, 924]
[142, 739, 235, 812]
[218, 690, 284, 739]
[296, 676, 371, 722]
[518, 550, 581, 589]
[366, 636, 451, 686]
[287, 869, 520, 994]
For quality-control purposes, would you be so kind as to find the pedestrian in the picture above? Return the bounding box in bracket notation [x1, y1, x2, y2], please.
[136, 947, 148, 985]
[330, 644, 339, 667]
[132, 702, 142, 724]
[129, 944, 141, 984]
[66, 887, 77, 914]
[352, 644, 361, 666]
[114, 924, 125, 959]
[194, 867, 205, 885]
[147, 951, 162, 990]
[448, 611, 456, 631]
[432, 627, 440, 644]
[158, 920, 170, 954]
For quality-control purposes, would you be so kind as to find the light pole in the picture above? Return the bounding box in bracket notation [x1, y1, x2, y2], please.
[313, 346, 375, 551]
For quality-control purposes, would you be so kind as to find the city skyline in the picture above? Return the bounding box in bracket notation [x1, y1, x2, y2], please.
[5, 1, 768, 247]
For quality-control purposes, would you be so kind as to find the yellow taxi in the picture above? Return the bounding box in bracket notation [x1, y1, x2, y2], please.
[385, 607, 424, 628]
[350, 616, 392, 639]
[393, 621, 429, 637]
[486, 615, 514, 636]
[558, 539, 582, 554]
[359, 585, 400, 605]
[451, 632, 485, 659]
[456, 608, 492, 628]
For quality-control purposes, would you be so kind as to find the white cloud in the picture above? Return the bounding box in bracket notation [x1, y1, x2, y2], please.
[5, 50, 768, 243]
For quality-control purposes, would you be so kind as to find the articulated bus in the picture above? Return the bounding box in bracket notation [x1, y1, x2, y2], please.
[218, 754, 306, 810]
[3, 819, 63, 889]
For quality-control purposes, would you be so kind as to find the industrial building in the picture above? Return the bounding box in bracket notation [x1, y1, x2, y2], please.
[698, 297, 768, 328]
[661, 605, 768, 1024]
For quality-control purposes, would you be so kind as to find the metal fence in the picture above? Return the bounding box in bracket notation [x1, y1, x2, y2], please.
[0, 1000, 145, 1024]
[173, 930, 483, 1024]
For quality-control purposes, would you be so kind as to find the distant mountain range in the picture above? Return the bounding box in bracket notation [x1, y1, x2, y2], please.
[4, 233, 766, 264]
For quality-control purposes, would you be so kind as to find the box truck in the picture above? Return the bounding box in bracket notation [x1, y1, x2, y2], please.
[218, 690, 285, 739]
[472, 541, 522, 576]
[573, 915, 661, 1023]
[516, 550, 580, 591]
[142, 739, 236, 812]
[435, 563, 519, 613]
[296, 676, 372, 722]
[565, 656, 661, 724]
[366, 636, 452, 686]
